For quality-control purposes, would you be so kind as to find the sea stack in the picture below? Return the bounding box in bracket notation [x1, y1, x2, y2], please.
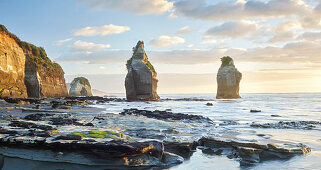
[0, 24, 68, 98]
[125, 41, 159, 101]
[216, 56, 242, 99]
[69, 77, 93, 96]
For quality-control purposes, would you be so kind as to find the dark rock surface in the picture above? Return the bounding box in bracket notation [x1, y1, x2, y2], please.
[251, 121, 321, 130]
[120, 108, 213, 122]
[199, 137, 311, 166]
[9, 120, 56, 131]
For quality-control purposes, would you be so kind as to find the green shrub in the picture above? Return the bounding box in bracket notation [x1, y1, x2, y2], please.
[220, 56, 233, 67]
[70, 77, 91, 87]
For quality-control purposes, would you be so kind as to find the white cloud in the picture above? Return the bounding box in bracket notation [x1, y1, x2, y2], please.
[173, 0, 310, 20]
[56, 38, 72, 46]
[71, 40, 111, 52]
[186, 44, 194, 48]
[204, 21, 257, 39]
[268, 31, 295, 43]
[58, 40, 321, 68]
[275, 21, 301, 32]
[173, 0, 321, 30]
[78, 0, 173, 15]
[150, 35, 185, 47]
[297, 31, 321, 41]
[74, 24, 130, 36]
[176, 26, 193, 34]
[201, 39, 217, 44]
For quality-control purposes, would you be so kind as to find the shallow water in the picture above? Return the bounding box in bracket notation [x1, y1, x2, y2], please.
[96, 93, 321, 169]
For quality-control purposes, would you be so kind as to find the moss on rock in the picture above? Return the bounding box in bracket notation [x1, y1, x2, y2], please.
[70, 77, 91, 88]
[71, 130, 125, 139]
[220, 56, 233, 67]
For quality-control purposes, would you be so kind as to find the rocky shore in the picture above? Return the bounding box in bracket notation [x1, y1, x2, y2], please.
[0, 96, 313, 169]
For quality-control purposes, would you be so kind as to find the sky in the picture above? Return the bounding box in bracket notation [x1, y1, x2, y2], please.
[1, 0, 321, 94]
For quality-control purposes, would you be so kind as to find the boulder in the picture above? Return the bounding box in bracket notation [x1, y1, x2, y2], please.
[216, 56, 242, 99]
[69, 77, 92, 96]
[125, 41, 159, 101]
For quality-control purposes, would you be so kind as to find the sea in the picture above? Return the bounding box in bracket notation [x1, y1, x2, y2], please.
[95, 93, 321, 170]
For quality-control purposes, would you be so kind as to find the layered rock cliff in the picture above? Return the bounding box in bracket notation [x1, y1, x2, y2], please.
[0, 26, 27, 98]
[216, 56, 242, 99]
[0, 25, 68, 98]
[125, 41, 159, 101]
[69, 77, 93, 96]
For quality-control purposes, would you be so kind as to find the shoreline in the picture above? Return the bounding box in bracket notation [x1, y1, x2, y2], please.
[0, 96, 316, 169]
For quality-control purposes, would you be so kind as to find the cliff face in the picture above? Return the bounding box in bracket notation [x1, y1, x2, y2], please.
[0, 31, 27, 98]
[69, 77, 93, 96]
[125, 41, 159, 101]
[216, 56, 242, 99]
[0, 25, 68, 98]
[24, 52, 68, 98]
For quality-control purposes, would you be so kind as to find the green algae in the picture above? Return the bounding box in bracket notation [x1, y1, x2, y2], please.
[71, 130, 124, 139]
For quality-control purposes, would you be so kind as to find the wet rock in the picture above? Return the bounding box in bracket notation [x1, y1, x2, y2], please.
[50, 117, 94, 127]
[0, 128, 18, 135]
[125, 41, 159, 101]
[55, 134, 82, 141]
[33, 105, 41, 109]
[206, 103, 213, 106]
[164, 141, 198, 159]
[271, 114, 281, 117]
[24, 113, 51, 121]
[125, 128, 165, 140]
[51, 103, 72, 110]
[162, 128, 180, 134]
[3, 97, 42, 104]
[202, 148, 223, 155]
[64, 96, 126, 103]
[27, 130, 51, 137]
[9, 120, 56, 131]
[251, 121, 321, 130]
[250, 109, 261, 113]
[199, 137, 311, 166]
[216, 56, 242, 99]
[219, 120, 239, 126]
[120, 109, 212, 123]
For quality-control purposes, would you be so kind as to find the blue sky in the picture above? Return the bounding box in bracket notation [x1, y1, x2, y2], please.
[1, 0, 321, 93]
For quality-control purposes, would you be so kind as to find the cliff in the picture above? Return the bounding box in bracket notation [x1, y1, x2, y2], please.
[125, 41, 159, 101]
[69, 77, 93, 96]
[216, 56, 242, 99]
[0, 25, 68, 98]
[0, 26, 28, 98]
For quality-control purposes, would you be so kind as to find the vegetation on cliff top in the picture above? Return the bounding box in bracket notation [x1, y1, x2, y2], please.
[221, 56, 233, 67]
[0, 24, 64, 75]
[126, 41, 157, 74]
[70, 77, 91, 87]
